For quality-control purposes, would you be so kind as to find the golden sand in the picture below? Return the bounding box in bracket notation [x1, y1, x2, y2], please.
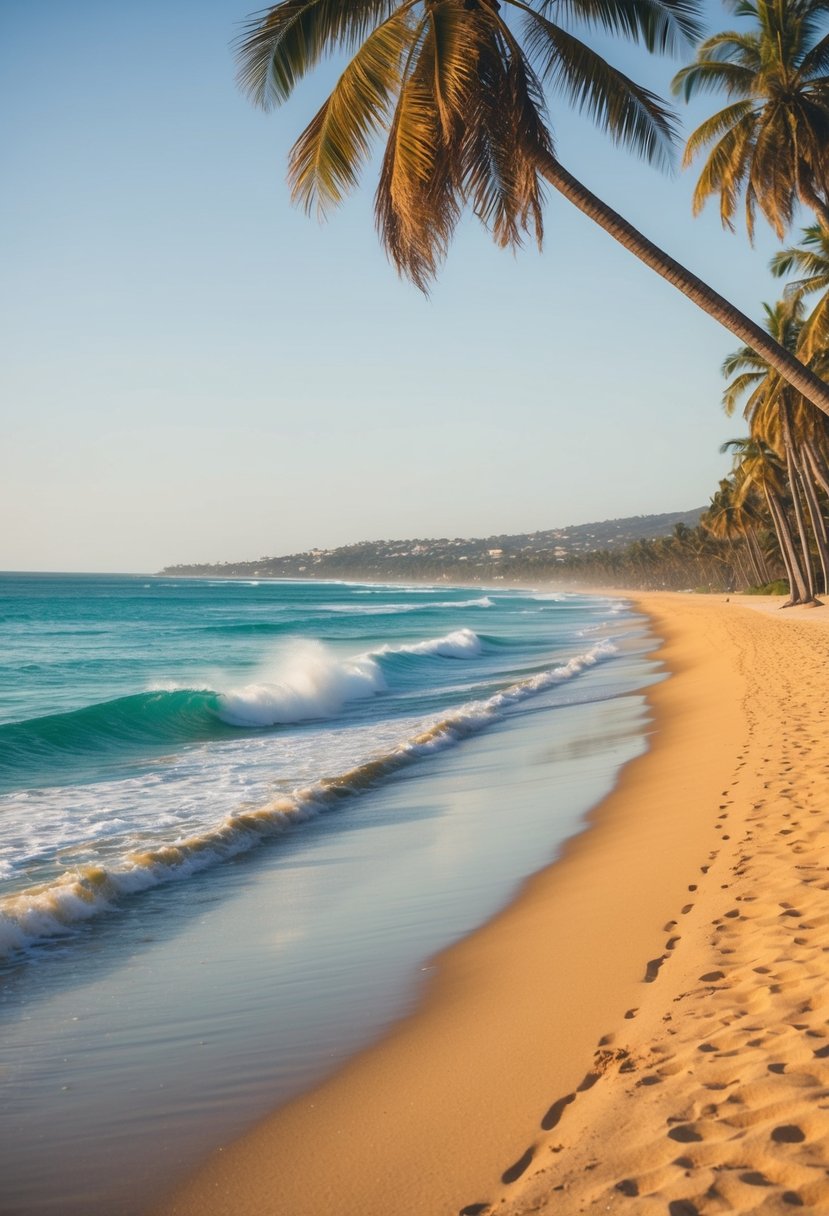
[156, 593, 829, 1216]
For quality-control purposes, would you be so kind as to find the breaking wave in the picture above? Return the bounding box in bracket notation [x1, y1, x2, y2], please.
[0, 639, 616, 961]
[0, 631, 488, 791]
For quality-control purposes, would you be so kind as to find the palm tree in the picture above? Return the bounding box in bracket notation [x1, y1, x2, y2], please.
[722, 301, 829, 600]
[722, 435, 812, 601]
[673, 0, 829, 237]
[703, 475, 775, 585]
[770, 228, 829, 500]
[771, 224, 829, 357]
[236, 0, 829, 417]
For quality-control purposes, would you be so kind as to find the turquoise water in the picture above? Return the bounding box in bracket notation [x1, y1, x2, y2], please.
[0, 574, 659, 1214]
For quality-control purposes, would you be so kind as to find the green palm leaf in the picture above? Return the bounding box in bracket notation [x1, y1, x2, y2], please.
[461, 22, 549, 248]
[681, 100, 753, 154]
[236, 0, 399, 107]
[375, 21, 461, 291]
[672, 57, 756, 100]
[287, 8, 415, 215]
[537, 0, 702, 54]
[797, 31, 829, 78]
[424, 1, 481, 138]
[522, 8, 678, 168]
[687, 112, 755, 228]
[722, 369, 764, 414]
[676, 0, 829, 239]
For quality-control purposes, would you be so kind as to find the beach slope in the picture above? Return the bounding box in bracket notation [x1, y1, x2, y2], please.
[157, 593, 829, 1216]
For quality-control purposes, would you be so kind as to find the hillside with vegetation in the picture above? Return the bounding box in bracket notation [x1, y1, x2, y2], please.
[162, 510, 705, 584]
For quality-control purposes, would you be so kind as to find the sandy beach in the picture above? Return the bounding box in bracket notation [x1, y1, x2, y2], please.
[157, 592, 829, 1216]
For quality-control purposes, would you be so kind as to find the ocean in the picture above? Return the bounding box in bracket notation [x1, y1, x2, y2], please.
[0, 573, 660, 1215]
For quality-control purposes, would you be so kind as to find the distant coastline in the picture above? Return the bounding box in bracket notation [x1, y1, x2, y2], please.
[160, 508, 704, 587]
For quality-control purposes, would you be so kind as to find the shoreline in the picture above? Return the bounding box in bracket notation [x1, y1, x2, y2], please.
[155, 592, 805, 1216]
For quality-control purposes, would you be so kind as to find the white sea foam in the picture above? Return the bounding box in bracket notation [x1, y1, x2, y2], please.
[148, 629, 486, 731]
[189, 628, 487, 728]
[328, 596, 493, 615]
[216, 641, 386, 728]
[372, 627, 484, 660]
[0, 638, 617, 961]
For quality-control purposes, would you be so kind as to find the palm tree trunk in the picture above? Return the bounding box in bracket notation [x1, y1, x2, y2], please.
[785, 453, 816, 601]
[803, 439, 829, 499]
[781, 407, 818, 600]
[744, 527, 767, 586]
[797, 178, 829, 235]
[764, 484, 810, 604]
[795, 458, 829, 595]
[539, 156, 829, 419]
[730, 542, 751, 589]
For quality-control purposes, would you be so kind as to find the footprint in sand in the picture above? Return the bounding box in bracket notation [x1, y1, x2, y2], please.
[771, 1124, 806, 1142]
[540, 1093, 575, 1131]
[668, 1199, 701, 1214]
[501, 1146, 535, 1185]
[644, 956, 666, 983]
[667, 1125, 704, 1142]
[615, 1178, 639, 1196]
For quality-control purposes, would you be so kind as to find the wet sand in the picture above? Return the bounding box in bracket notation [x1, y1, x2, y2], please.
[156, 592, 829, 1216]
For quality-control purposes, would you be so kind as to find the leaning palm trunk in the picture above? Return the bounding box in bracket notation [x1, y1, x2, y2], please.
[745, 526, 771, 585]
[781, 406, 819, 599]
[539, 156, 829, 419]
[785, 447, 816, 600]
[800, 469, 829, 594]
[791, 442, 829, 594]
[803, 439, 829, 499]
[730, 543, 752, 590]
[764, 483, 811, 603]
[241, 3, 829, 420]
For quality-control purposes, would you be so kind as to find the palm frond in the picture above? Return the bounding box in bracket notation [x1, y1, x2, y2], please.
[796, 30, 829, 78]
[459, 17, 550, 249]
[687, 112, 755, 229]
[695, 30, 761, 62]
[535, 0, 703, 54]
[426, 1, 482, 138]
[797, 297, 829, 357]
[770, 247, 810, 278]
[375, 19, 462, 291]
[287, 9, 415, 215]
[522, 8, 678, 168]
[770, 246, 829, 283]
[722, 346, 765, 376]
[671, 57, 756, 100]
[681, 100, 754, 155]
[722, 370, 765, 414]
[749, 115, 797, 238]
[235, 0, 399, 107]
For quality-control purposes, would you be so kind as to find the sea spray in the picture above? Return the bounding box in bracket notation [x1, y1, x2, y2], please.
[215, 640, 386, 727]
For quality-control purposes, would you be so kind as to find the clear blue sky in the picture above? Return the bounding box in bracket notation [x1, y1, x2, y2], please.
[2, 0, 794, 571]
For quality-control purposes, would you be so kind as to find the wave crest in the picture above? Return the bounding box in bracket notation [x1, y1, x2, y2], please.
[372, 627, 483, 661]
[0, 639, 616, 962]
[216, 642, 385, 727]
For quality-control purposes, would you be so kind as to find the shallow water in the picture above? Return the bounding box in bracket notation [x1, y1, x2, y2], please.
[0, 576, 660, 1214]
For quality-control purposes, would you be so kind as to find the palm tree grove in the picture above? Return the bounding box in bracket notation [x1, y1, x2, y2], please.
[238, 0, 829, 604]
